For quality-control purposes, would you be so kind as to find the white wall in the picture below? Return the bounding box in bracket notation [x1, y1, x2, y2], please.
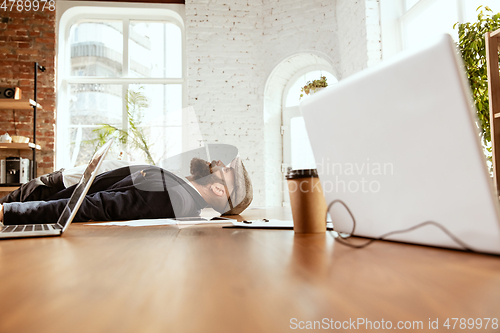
[185, 0, 265, 204]
[185, 0, 381, 206]
[337, 0, 382, 77]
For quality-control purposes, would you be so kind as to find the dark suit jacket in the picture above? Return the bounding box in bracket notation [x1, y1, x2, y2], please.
[2, 166, 208, 225]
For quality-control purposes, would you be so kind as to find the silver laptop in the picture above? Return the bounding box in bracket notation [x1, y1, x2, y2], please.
[0, 140, 113, 239]
[300, 34, 500, 255]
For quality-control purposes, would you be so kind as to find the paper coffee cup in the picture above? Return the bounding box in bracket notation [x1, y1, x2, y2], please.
[286, 169, 327, 233]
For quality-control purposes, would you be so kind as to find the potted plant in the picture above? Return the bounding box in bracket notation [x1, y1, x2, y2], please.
[300, 76, 328, 99]
[454, 6, 500, 165]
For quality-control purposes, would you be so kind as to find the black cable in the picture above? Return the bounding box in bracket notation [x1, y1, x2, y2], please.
[325, 199, 475, 252]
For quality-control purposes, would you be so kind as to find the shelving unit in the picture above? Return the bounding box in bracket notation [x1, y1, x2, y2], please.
[0, 99, 42, 190]
[0, 63, 44, 192]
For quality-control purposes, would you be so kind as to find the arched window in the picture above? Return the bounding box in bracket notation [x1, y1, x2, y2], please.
[57, 2, 185, 168]
[282, 69, 337, 205]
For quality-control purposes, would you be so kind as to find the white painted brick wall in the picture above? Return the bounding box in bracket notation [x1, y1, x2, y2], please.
[185, 0, 381, 207]
[186, 0, 266, 205]
[366, 0, 382, 67]
[336, 0, 381, 77]
[261, 0, 339, 77]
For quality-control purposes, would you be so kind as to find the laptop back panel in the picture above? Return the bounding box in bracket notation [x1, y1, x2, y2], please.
[300, 35, 500, 254]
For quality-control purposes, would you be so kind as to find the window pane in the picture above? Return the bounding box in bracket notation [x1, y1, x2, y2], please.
[70, 21, 123, 77]
[405, 0, 419, 11]
[65, 84, 123, 167]
[62, 84, 183, 167]
[403, 0, 458, 49]
[129, 21, 182, 78]
[69, 84, 123, 126]
[291, 117, 316, 170]
[464, 1, 500, 22]
[68, 126, 123, 167]
[128, 84, 183, 164]
[286, 70, 337, 107]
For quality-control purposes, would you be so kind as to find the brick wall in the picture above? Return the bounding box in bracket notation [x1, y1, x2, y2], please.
[366, 0, 382, 68]
[185, 0, 265, 203]
[0, 9, 56, 196]
[262, 0, 339, 76]
[336, 0, 381, 78]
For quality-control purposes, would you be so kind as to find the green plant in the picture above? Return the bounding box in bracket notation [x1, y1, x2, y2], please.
[299, 76, 328, 99]
[90, 88, 156, 165]
[454, 6, 500, 160]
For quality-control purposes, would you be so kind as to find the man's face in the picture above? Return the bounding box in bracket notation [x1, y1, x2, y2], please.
[208, 160, 236, 212]
[211, 160, 235, 196]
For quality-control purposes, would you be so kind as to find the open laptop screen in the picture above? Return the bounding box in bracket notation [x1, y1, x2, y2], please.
[56, 140, 113, 231]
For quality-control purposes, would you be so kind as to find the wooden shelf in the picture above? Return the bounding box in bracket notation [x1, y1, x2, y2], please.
[0, 66, 43, 179]
[0, 142, 41, 150]
[0, 99, 42, 110]
[0, 186, 19, 191]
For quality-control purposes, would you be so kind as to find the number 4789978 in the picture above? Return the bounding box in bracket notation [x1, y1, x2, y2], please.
[1, 0, 55, 12]
[443, 318, 498, 330]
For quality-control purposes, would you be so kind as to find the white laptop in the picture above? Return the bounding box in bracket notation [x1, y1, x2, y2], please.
[0, 140, 113, 239]
[300, 34, 500, 255]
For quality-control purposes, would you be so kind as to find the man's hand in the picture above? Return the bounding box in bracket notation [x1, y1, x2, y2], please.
[0, 204, 3, 223]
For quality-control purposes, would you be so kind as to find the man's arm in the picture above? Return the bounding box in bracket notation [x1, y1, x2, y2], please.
[2, 200, 68, 225]
[0, 204, 3, 224]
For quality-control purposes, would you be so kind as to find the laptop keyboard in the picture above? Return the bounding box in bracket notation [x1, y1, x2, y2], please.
[0, 224, 62, 233]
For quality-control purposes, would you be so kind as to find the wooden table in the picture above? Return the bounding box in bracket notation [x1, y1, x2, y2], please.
[1, 207, 499, 333]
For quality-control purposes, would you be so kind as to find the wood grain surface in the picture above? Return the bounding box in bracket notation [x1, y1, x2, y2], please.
[0, 208, 499, 333]
[486, 30, 500, 193]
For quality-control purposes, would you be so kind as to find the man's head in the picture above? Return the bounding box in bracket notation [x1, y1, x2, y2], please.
[189, 158, 235, 213]
[189, 157, 252, 215]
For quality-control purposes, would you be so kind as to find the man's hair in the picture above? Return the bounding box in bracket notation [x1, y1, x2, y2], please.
[190, 157, 222, 185]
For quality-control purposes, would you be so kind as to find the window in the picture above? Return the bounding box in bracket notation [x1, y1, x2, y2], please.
[282, 69, 337, 205]
[283, 70, 337, 170]
[57, 2, 185, 168]
[381, 0, 500, 59]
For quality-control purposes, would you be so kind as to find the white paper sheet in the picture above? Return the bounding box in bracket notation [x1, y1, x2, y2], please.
[85, 219, 178, 227]
[85, 218, 236, 227]
[230, 219, 334, 230]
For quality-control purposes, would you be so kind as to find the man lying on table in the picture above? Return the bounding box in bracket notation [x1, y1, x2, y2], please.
[0, 156, 252, 225]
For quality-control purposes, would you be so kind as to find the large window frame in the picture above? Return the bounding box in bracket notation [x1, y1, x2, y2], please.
[56, 1, 186, 168]
[381, 0, 500, 59]
[381, 0, 463, 59]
